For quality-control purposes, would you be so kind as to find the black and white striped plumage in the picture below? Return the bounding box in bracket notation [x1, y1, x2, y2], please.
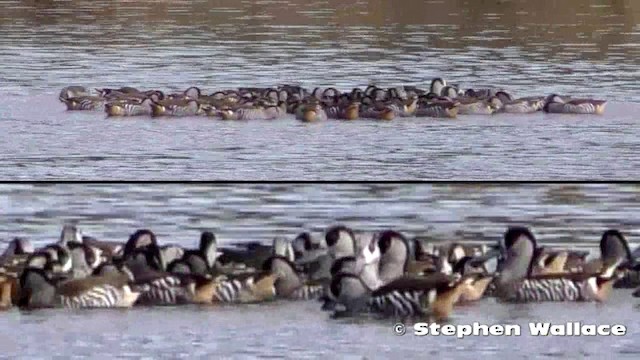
[208, 273, 276, 304]
[510, 278, 582, 303]
[105, 99, 152, 116]
[367, 289, 435, 317]
[211, 278, 245, 303]
[495, 227, 623, 303]
[289, 284, 324, 301]
[415, 102, 457, 118]
[133, 276, 194, 306]
[60, 284, 135, 308]
[61, 96, 106, 111]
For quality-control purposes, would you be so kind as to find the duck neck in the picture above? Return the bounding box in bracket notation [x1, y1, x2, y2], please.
[379, 260, 405, 284]
[358, 261, 383, 291]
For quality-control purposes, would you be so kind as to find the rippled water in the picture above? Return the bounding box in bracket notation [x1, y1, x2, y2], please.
[1, 0, 640, 179]
[2, 184, 640, 358]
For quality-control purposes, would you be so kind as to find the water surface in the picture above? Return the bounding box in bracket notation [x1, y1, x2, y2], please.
[1, 0, 639, 179]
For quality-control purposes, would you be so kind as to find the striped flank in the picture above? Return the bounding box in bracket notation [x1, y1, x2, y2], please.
[60, 285, 126, 308]
[367, 290, 431, 317]
[513, 278, 582, 302]
[134, 276, 193, 306]
[290, 284, 324, 301]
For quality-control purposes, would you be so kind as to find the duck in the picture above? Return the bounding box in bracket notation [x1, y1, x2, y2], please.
[216, 239, 276, 274]
[81, 235, 124, 260]
[492, 227, 623, 303]
[529, 248, 569, 275]
[95, 87, 141, 97]
[490, 91, 544, 114]
[0, 237, 34, 264]
[464, 88, 500, 99]
[374, 95, 419, 118]
[40, 244, 73, 275]
[112, 232, 208, 306]
[440, 86, 463, 99]
[376, 230, 412, 284]
[167, 231, 219, 276]
[218, 106, 276, 121]
[296, 103, 328, 122]
[359, 106, 395, 121]
[150, 99, 202, 117]
[18, 267, 139, 309]
[116, 230, 187, 294]
[67, 241, 103, 279]
[167, 86, 202, 100]
[451, 256, 494, 303]
[328, 234, 470, 319]
[291, 232, 325, 263]
[262, 255, 324, 301]
[0, 274, 17, 309]
[429, 78, 447, 97]
[326, 101, 360, 121]
[456, 97, 497, 115]
[60, 96, 107, 111]
[101, 89, 163, 104]
[105, 98, 154, 117]
[400, 95, 419, 117]
[292, 232, 333, 285]
[415, 99, 459, 118]
[59, 86, 90, 102]
[543, 94, 607, 115]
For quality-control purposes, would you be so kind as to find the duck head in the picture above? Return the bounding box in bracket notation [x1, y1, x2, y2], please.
[123, 229, 163, 270]
[377, 230, 411, 283]
[495, 226, 537, 286]
[183, 86, 201, 99]
[59, 86, 88, 101]
[291, 232, 314, 261]
[600, 229, 632, 264]
[59, 224, 82, 247]
[325, 225, 356, 260]
[0, 237, 34, 261]
[441, 86, 459, 99]
[430, 78, 447, 96]
[199, 231, 218, 269]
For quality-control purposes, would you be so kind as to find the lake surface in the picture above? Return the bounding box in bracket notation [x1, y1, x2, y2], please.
[1, 0, 639, 180]
[1, 183, 640, 358]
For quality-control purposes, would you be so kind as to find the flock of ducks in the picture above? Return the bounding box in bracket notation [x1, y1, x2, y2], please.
[58, 78, 608, 121]
[1, 224, 639, 320]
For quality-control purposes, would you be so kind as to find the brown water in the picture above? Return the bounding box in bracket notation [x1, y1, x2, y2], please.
[1, 0, 640, 179]
[1, 184, 640, 358]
